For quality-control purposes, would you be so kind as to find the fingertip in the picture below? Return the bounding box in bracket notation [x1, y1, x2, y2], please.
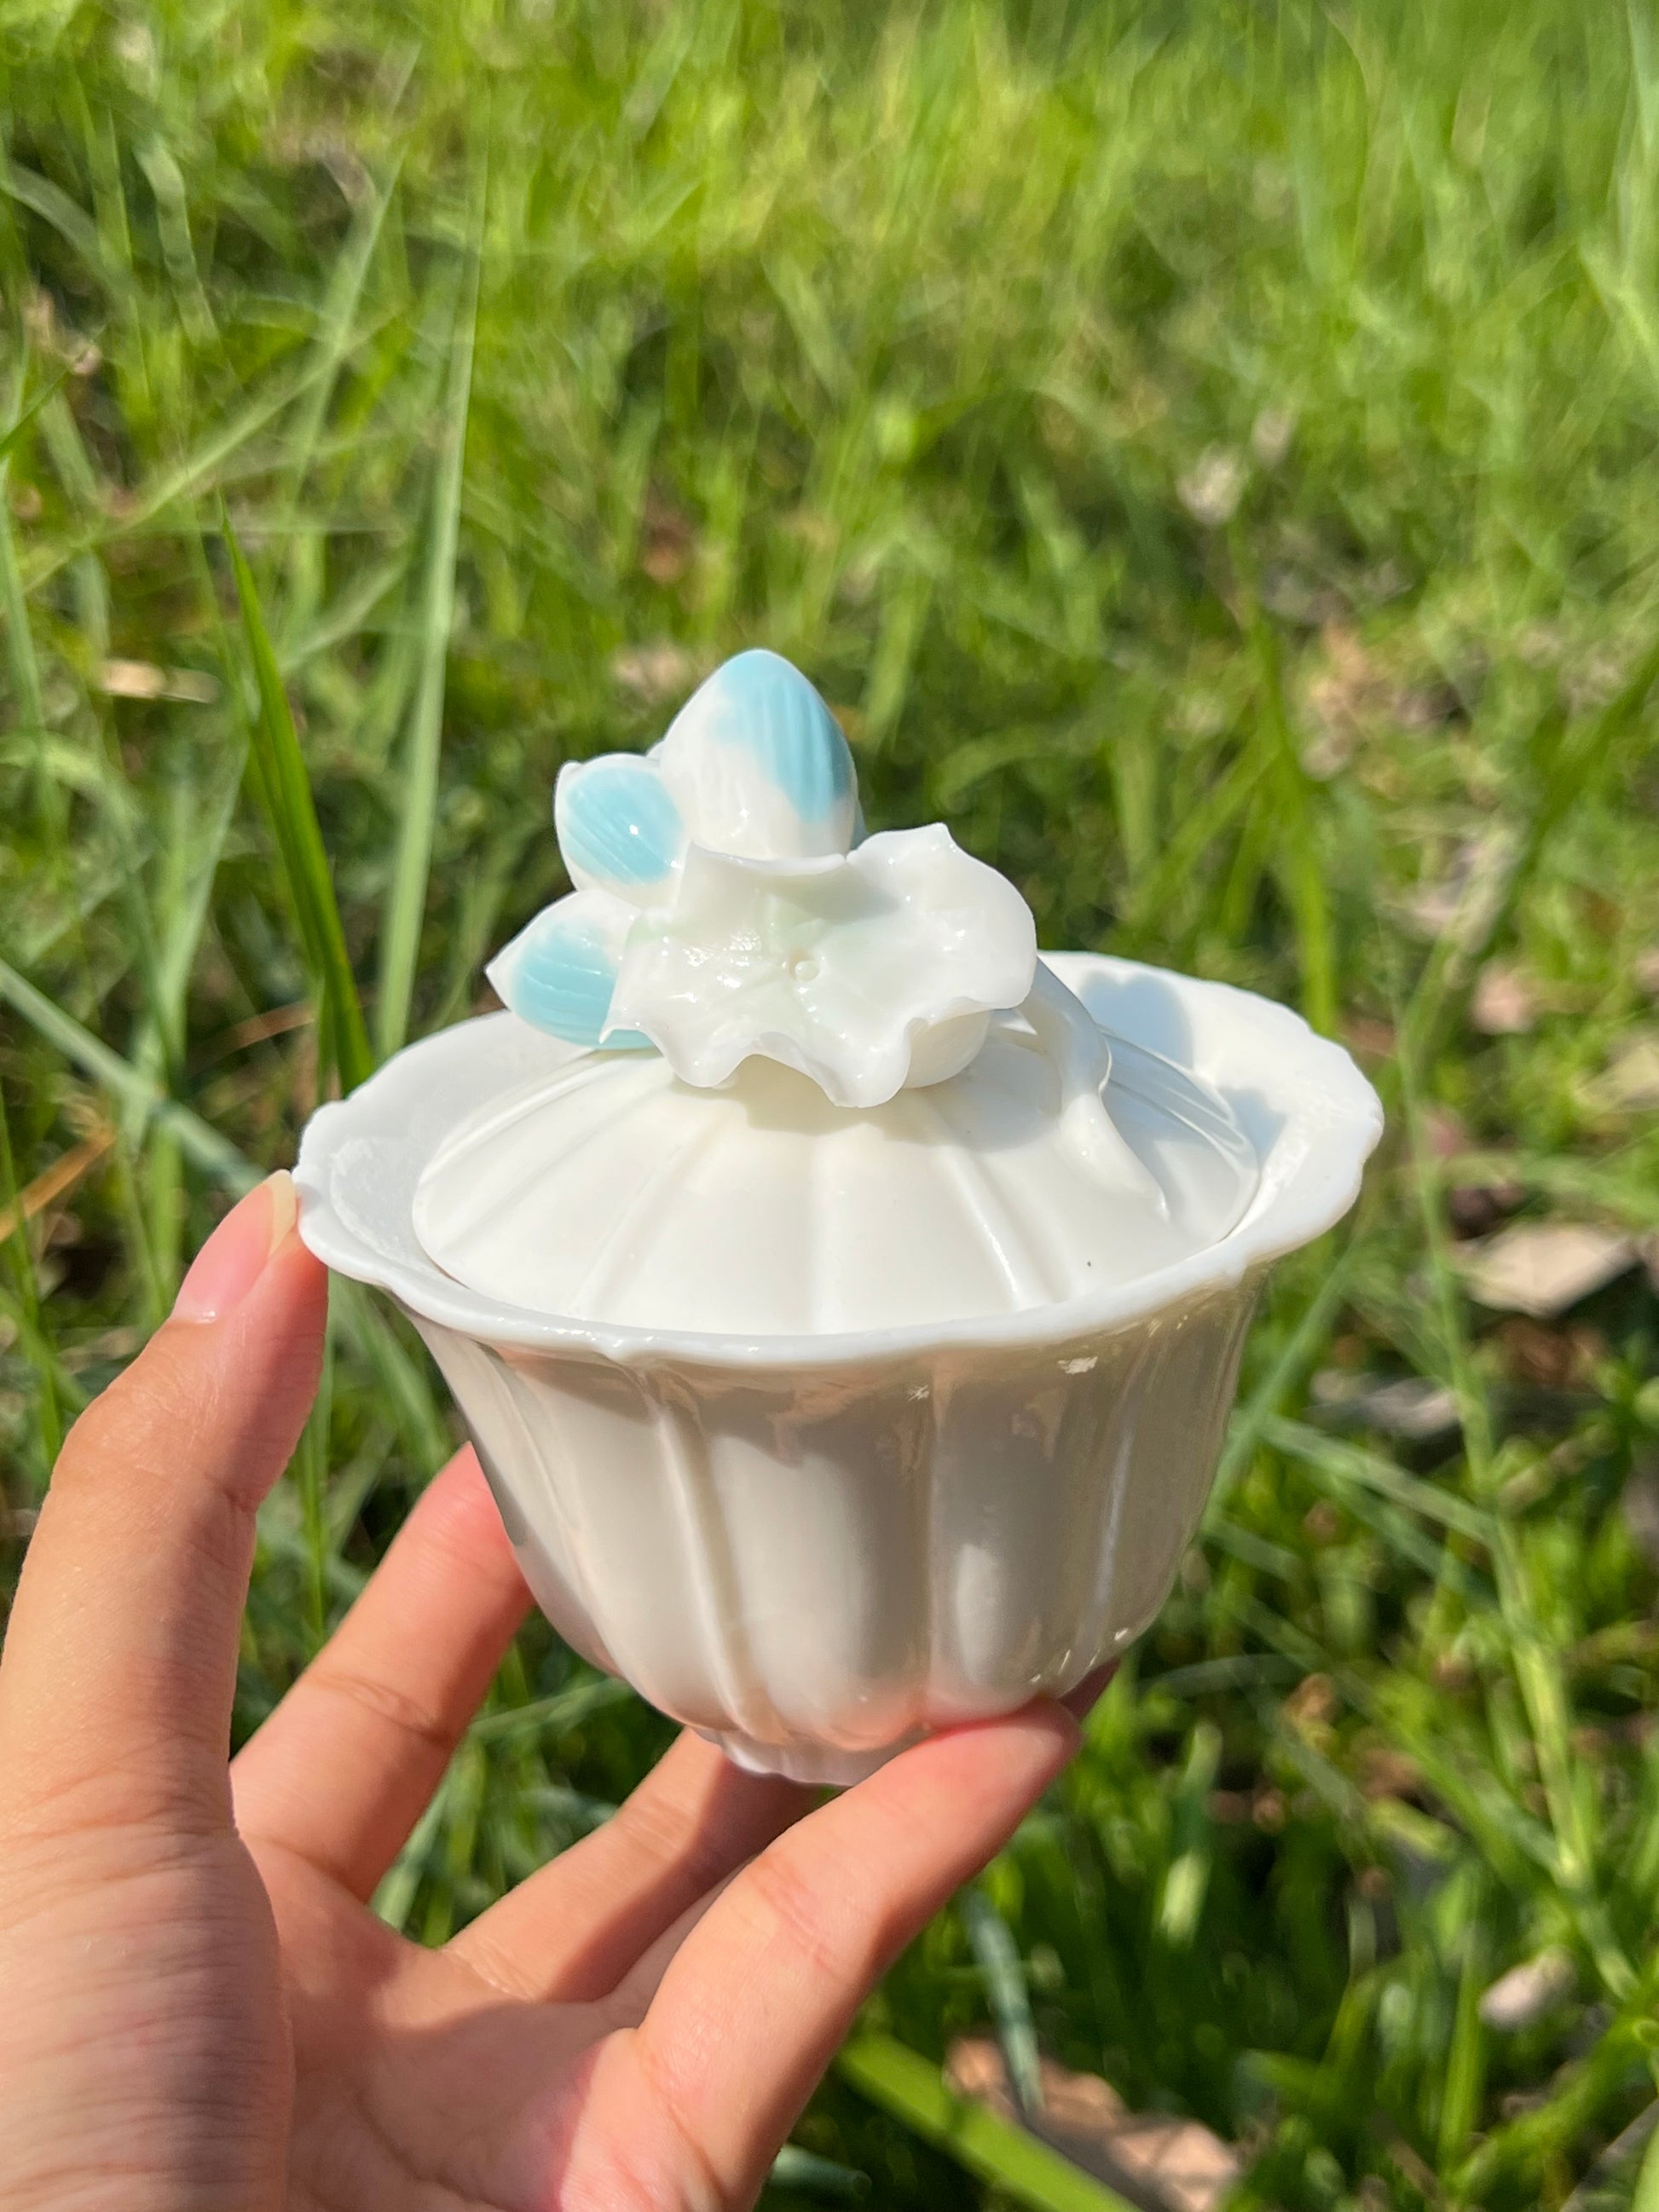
[406, 1446, 529, 1591]
[864, 1696, 1080, 1811]
[172, 1172, 309, 1323]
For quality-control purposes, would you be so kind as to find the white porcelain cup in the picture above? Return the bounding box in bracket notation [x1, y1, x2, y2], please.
[296, 953, 1381, 1783]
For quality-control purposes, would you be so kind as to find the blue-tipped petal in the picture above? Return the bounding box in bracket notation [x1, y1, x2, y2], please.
[657, 649, 858, 858]
[555, 755, 685, 903]
[714, 650, 854, 823]
[486, 892, 654, 1050]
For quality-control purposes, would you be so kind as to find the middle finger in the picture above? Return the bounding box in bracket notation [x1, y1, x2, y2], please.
[232, 1447, 531, 1899]
[448, 1730, 812, 2001]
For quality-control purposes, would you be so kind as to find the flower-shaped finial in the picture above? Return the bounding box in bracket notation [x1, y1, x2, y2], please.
[487, 651, 1037, 1109]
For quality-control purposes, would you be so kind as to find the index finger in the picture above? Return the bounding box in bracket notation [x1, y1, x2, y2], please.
[0, 1174, 327, 1846]
[620, 1703, 1078, 2208]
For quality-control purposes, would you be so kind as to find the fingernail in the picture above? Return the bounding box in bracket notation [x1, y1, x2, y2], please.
[172, 1172, 298, 1323]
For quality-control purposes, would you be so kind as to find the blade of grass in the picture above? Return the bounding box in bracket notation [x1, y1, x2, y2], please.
[1203, 1236, 1360, 1522]
[1393, 983, 1633, 1998]
[223, 511, 374, 1094]
[375, 183, 483, 1060]
[0, 157, 113, 293]
[467, 1673, 633, 1747]
[331, 1281, 453, 1476]
[1230, 527, 1336, 1035]
[0, 956, 450, 1478]
[0, 952, 255, 1189]
[0, 420, 66, 858]
[1631, 2112, 1659, 2212]
[0, 1085, 62, 1467]
[1263, 1418, 1497, 1544]
[1399, 626, 1659, 1069]
[25, 337, 382, 595]
[836, 2035, 1137, 2212]
[1436, 1902, 1488, 2173]
[962, 1886, 1043, 2113]
[293, 1311, 335, 1651]
[280, 147, 409, 640]
[282, 151, 407, 517]
[767, 2143, 869, 2198]
[0, 362, 70, 465]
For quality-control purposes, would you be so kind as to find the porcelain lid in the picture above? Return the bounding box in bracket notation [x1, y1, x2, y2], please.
[412, 963, 1260, 1334]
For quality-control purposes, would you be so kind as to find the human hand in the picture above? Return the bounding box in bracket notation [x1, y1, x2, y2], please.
[0, 1173, 1082, 2211]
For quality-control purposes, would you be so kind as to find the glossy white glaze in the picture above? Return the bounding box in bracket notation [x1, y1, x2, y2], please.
[488, 650, 1041, 1106]
[412, 962, 1256, 1334]
[296, 953, 1382, 1782]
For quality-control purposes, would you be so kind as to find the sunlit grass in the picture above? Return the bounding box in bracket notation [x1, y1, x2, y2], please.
[3, 3, 1659, 2204]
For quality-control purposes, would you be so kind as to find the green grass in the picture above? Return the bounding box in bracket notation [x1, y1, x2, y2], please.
[3, 1, 1659, 2204]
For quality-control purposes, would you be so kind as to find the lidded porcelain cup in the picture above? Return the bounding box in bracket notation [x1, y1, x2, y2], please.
[297, 653, 1381, 1782]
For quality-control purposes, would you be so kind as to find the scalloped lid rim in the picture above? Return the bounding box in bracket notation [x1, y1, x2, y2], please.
[293, 953, 1384, 1372]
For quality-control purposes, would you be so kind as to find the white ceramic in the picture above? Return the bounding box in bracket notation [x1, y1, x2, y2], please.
[410, 962, 1260, 1335]
[295, 951, 1382, 1785]
[488, 650, 1043, 1107]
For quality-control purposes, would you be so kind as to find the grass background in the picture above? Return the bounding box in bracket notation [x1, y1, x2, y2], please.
[3, 0, 1659, 2203]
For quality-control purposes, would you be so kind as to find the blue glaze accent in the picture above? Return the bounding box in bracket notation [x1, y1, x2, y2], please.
[556, 756, 685, 893]
[701, 650, 854, 825]
[488, 904, 652, 1050]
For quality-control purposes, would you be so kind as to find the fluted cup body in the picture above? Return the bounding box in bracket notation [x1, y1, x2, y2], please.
[296, 954, 1381, 1782]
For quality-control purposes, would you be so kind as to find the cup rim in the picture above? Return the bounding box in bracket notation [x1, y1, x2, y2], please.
[293, 951, 1383, 1372]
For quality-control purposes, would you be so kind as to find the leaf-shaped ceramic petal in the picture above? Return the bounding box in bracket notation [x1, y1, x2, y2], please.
[608, 823, 1038, 1106]
[485, 888, 652, 1049]
[655, 649, 857, 860]
[554, 755, 685, 904]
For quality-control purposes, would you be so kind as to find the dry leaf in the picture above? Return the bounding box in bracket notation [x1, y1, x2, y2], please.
[1342, 1014, 1396, 1063]
[1285, 1672, 1338, 1728]
[946, 2039, 1240, 2212]
[1471, 961, 1538, 1036]
[1176, 448, 1246, 528]
[1302, 1499, 1343, 1545]
[2, 1502, 39, 1545]
[1250, 406, 1296, 469]
[1478, 1946, 1575, 2031]
[1460, 1222, 1636, 1320]
[1496, 1318, 1604, 1390]
[1251, 1786, 1287, 1832]
[1310, 1370, 1462, 1442]
[1582, 1031, 1659, 1116]
[1358, 1745, 1425, 1801]
[0, 1127, 116, 1245]
[1623, 1470, 1659, 1568]
[1420, 1103, 1469, 1159]
[609, 641, 698, 704]
[1304, 624, 1384, 776]
[98, 658, 220, 704]
[1448, 1175, 1525, 1239]
[1402, 831, 1512, 947]
[639, 488, 696, 584]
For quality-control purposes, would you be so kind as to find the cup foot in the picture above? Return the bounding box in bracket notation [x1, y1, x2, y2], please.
[696, 1724, 922, 1787]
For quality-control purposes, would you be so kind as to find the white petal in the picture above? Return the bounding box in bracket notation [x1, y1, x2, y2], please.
[654, 650, 857, 860]
[610, 825, 1037, 1107]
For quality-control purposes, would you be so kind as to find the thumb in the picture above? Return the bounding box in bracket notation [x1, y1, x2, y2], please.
[0, 1171, 327, 1842]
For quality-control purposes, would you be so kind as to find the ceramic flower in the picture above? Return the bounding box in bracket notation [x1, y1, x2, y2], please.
[487, 650, 1038, 1108]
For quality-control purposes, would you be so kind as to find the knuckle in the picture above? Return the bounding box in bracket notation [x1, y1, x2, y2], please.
[305, 1661, 454, 1759]
[738, 1842, 862, 1989]
[621, 2035, 735, 2212]
[54, 1339, 219, 1499]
